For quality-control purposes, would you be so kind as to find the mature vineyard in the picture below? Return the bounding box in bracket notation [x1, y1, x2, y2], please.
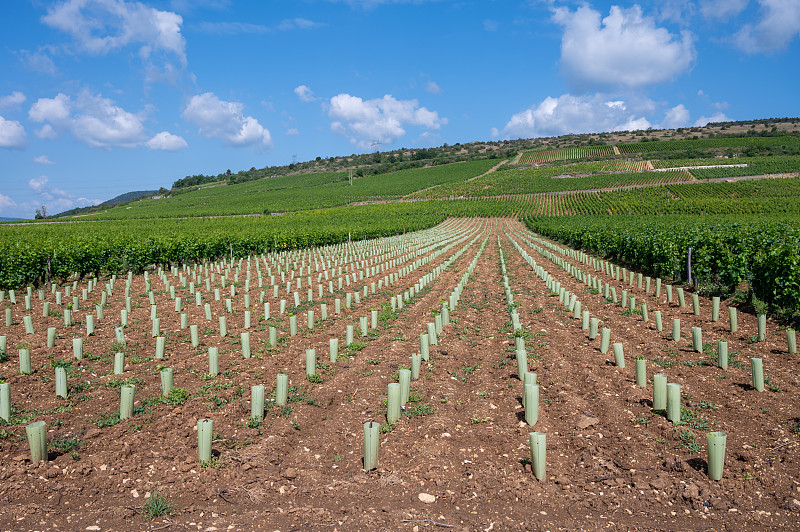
[1, 218, 797, 529]
[651, 155, 800, 178]
[519, 145, 615, 164]
[525, 214, 800, 319]
[62, 159, 499, 220]
[618, 135, 800, 154]
[415, 166, 693, 198]
[601, 160, 651, 172]
[0, 203, 447, 289]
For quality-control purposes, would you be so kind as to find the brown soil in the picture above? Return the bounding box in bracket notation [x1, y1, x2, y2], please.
[1, 218, 799, 531]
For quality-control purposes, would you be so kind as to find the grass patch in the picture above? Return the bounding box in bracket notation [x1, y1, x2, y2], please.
[141, 488, 174, 519]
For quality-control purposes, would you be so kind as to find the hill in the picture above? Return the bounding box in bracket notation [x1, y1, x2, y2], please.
[53, 189, 159, 218]
[46, 119, 800, 221]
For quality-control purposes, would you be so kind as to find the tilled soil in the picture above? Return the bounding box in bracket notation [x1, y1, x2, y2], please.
[0, 218, 798, 531]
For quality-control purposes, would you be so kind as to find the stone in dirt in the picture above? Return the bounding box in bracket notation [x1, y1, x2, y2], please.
[418, 493, 436, 503]
[577, 415, 599, 429]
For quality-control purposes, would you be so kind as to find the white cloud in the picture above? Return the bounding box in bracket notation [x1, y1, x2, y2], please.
[29, 93, 71, 123]
[146, 131, 188, 151]
[182, 92, 272, 148]
[552, 4, 695, 89]
[0, 194, 17, 213]
[195, 18, 323, 34]
[170, 0, 231, 13]
[497, 93, 654, 139]
[294, 85, 316, 102]
[323, 0, 432, 9]
[16, 49, 59, 76]
[0, 116, 27, 149]
[0, 92, 26, 109]
[425, 81, 441, 94]
[29, 91, 148, 149]
[328, 93, 446, 149]
[25, 175, 102, 214]
[36, 124, 58, 140]
[287, 128, 299, 136]
[42, 0, 186, 72]
[734, 0, 800, 53]
[699, 0, 749, 19]
[34, 155, 56, 165]
[694, 112, 730, 127]
[661, 104, 690, 129]
[659, 0, 696, 24]
[29, 176, 50, 194]
[483, 19, 499, 32]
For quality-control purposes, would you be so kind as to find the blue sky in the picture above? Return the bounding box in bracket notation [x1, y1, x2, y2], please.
[1, 0, 799, 218]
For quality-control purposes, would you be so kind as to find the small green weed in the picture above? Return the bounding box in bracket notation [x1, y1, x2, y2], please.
[141, 488, 174, 519]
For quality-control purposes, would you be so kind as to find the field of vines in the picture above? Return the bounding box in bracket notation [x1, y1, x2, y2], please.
[601, 160, 651, 172]
[1, 218, 798, 530]
[519, 146, 615, 164]
[618, 135, 800, 154]
[525, 214, 800, 319]
[414, 166, 694, 199]
[650, 155, 800, 179]
[56, 159, 500, 220]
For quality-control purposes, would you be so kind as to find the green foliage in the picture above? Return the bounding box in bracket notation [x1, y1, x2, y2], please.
[163, 387, 190, 405]
[141, 488, 174, 519]
[49, 435, 81, 454]
[104, 377, 142, 389]
[451, 363, 481, 382]
[94, 411, 121, 428]
[527, 213, 800, 321]
[674, 428, 703, 453]
[403, 404, 436, 417]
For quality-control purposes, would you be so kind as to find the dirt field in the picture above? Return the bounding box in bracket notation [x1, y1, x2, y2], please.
[1, 218, 798, 531]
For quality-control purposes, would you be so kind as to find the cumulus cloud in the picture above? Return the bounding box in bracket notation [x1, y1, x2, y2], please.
[195, 18, 323, 34]
[699, 0, 749, 19]
[29, 91, 148, 149]
[182, 92, 272, 148]
[294, 85, 316, 102]
[36, 124, 59, 140]
[0, 194, 17, 213]
[694, 112, 730, 127]
[425, 81, 442, 94]
[0, 92, 26, 109]
[734, 0, 800, 53]
[34, 155, 56, 165]
[661, 104, 691, 129]
[146, 131, 188, 151]
[323, 0, 431, 9]
[42, 0, 186, 79]
[16, 49, 59, 76]
[0, 116, 27, 149]
[328, 93, 446, 149]
[29, 176, 50, 194]
[552, 4, 695, 89]
[496, 93, 655, 139]
[26, 175, 102, 214]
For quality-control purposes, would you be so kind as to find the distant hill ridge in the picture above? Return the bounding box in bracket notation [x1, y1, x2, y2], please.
[54, 190, 158, 217]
